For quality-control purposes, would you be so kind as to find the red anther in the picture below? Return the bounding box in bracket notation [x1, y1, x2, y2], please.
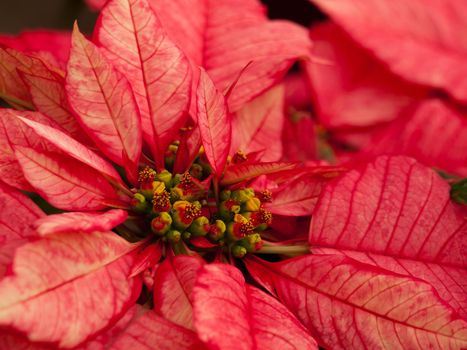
[153, 190, 171, 212]
[232, 150, 248, 164]
[184, 203, 201, 220]
[180, 172, 193, 190]
[257, 190, 272, 203]
[138, 166, 156, 184]
[259, 208, 272, 224]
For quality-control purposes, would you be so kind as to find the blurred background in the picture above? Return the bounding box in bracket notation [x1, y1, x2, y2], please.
[0, 0, 324, 34]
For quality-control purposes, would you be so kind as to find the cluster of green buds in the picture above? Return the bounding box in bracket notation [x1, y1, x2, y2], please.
[218, 188, 272, 257]
[130, 165, 273, 258]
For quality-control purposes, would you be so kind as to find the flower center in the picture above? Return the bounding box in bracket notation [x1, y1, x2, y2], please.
[126, 162, 272, 258]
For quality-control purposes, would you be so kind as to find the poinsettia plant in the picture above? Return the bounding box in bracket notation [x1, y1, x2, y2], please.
[0, 0, 466, 349]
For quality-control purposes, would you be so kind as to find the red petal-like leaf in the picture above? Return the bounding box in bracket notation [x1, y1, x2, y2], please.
[129, 242, 162, 278]
[94, 0, 191, 168]
[14, 146, 122, 211]
[154, 255, 204, 330]
[268, 216, 311, 241]
[0, 181, 43, 243]
[282, 111, 317, 162]
[221, 161, 298, 185]
[19, 66, 88, 143]
[150, 0, 311, 111]
[0, 182, 43, 277]
[231, 85, 284, 161]
[0, 232, 142, 348]
[196, 69, 231, 176]
[0, 30, 71, 68]
[265, 174, 325, 216]
[34, 209, 127, 236]
[109, 310, 204, 350]
[67, 25, 142, 177]
[306, 22, 427, 128]
[365, 100, 467, 177]
[173, 126, 202, 175]
[0, 109, 61, 190]
[310, 0, 467, 102]
[310, 155, 467, 317]
[193, 263, 318, 350]
[310, 156, 466, 267]
[0, 47, 46, 108]
[79, 305, 139, 350]
[17, 116, 123, 184]
[246, 255, 467, 349]
[189, 236, 217, 249]
[265, 164, 345, 185]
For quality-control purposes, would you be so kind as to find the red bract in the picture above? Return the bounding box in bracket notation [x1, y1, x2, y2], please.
[93, 0, 192, 169]
[298, 0, 467, 178]
[0, 30, 71, 68]
[247, 156, 467, 349]
[310, 0, 467, 103]
[306, 22, 429, 129]
[364, 100, 467, 177]
[145, 0, 312, 111]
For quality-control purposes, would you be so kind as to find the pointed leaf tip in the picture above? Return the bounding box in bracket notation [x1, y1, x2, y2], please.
[196, 69, 231, 176]
[94, 0, 191, 169]
[193, 263, 318, 350]
[67, 23, 142, 177]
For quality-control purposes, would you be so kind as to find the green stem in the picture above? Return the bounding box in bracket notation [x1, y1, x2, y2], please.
[258, 244, 310, 256]
[213, 177, 220, 205]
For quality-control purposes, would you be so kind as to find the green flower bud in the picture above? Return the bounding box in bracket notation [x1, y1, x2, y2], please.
[219, 199, 241, 221]
[171, 173, 182, 187]
[151, 212, 172, 235]
[208, 220, 226, 241]
[182, 231, 192, 241]
[240, 233, 263, 253]
[232, 245, 247, 258]
[220, 190, 231, 201]
[170, 186, 184, 202]
[156, 170, 173, 187]
[231, 189, 254, 203]
[131, 192, 149, 213]
[167, 230, 181, 243]
[165, 144, 178, 169]
[189, 216, 210, 237]
[245, 188, 255, 197]
[152, 181, 166, 193]
[189, 163, 203, 179]
[242, 197, 261, 212]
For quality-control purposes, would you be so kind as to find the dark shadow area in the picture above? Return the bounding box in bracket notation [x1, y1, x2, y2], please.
[0, 0, 325, 34]
[0, 0, 97, 34]
[263, 0, 326, 26]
